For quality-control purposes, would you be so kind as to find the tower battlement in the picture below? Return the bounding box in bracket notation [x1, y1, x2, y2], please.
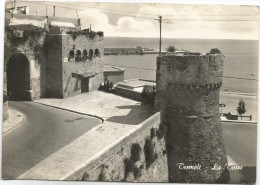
[155, 52, 229, 183]
[156, 54, 224, 90]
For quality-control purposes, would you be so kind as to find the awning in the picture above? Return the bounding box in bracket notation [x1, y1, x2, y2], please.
[72, 72, 97, 79]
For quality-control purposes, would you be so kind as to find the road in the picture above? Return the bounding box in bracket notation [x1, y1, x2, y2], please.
[2, 101, 102, 179]
[222, 122, 257, 183]
[222, 122, 257, 166]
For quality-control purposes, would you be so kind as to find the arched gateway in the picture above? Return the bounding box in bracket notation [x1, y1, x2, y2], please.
[7, 53, 30, 100]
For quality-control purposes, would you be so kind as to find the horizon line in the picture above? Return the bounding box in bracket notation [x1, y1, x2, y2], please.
[103, 36, 259, 41]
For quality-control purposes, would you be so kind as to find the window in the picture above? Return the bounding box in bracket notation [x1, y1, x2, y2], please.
[75, 50, 81, 61]
[83, 49, 88, 60]
[94, 49, 100, 58]
[89, 49, 93, 60]
[69, 50, 75, 61]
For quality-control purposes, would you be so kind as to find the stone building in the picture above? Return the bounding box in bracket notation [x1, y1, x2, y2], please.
[4, 12, 104, 100]
[155, 53, 229, 183]
[103, 65, 125, 83]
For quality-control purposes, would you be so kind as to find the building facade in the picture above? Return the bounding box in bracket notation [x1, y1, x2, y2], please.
[4, 13, 104, 100]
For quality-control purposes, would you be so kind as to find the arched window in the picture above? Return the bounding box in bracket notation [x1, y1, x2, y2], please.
[69, 50, 74, 58]
[83, 49, 88, 60]
[75, 50, 81, 61]
[89, 49, 93, 60]
[94, 49, 100, 58]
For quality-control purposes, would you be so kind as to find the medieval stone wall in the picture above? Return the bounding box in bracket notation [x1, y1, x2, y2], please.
[155, 54, 229, 183]
[4, 25, 104, 100]
[61, 34, 104, 98]
[45, 34, 64, 98]
[66, 112, 168, 182]
[63, 59, 103, 97]
[155, 54, 223, 114]
[4, 26, 47, 100]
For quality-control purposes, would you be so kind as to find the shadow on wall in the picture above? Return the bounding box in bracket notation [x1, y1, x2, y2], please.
[106, 104, 153, 125]
[74, 78, 81, 92]
[64, 75, 71, 95]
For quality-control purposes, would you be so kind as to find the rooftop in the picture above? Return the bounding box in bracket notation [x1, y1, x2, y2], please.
[117, 79, 155, 89]
[103, 65, 125, 72]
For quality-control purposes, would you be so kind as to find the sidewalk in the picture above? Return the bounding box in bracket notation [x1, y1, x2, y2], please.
[36, 91, 154, 125]
[3, 108, 25, 136]
[17, 91, 154, 180]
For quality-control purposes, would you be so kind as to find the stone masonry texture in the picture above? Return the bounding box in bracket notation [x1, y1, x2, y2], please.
[4, 25, 104, 100]
[65, 112, 168, 182]
[155, 54, 230, 183]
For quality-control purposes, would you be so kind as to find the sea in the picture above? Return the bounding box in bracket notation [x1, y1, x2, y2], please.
[103, 37, 259, 94]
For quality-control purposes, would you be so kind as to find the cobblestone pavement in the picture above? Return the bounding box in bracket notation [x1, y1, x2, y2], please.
[3, 108, 24, 136]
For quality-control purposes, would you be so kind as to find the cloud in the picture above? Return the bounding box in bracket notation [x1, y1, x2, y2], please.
[79, 9, 115, 35]
[77, 4, 259, 40]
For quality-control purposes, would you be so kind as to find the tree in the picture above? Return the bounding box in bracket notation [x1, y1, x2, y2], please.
[236, 98, 246, 119]
[166, 45, 176, 53]
[210, 48, 221, 54]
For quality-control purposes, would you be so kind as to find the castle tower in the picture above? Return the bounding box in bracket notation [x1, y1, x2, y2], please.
[155, 53, 229, 183]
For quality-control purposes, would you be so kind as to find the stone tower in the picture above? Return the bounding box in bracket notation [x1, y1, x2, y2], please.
[155, 53, 229, 183]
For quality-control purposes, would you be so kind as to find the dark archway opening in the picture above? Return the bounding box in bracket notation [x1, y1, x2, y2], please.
[7, 53, 30, 100]
[89, 49, 93, 60]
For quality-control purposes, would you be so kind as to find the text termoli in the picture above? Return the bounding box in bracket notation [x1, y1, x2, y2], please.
[177, 163, 243, 170]
[177, 163, 202, 170]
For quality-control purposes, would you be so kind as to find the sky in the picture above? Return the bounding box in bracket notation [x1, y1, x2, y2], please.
[5, 0, 260, 40]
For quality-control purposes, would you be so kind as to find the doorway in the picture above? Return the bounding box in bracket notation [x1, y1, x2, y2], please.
[81, 78, 89, 93]
[7, 53, 30, 100]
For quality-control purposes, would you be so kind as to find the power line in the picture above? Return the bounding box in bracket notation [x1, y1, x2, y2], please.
[25, 1, 260, 21]
[31, 1, 260, 18]
[27, 1, 157, 20]
[54, 2, 159, 17]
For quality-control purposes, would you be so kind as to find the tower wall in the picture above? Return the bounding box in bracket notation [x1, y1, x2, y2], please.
[61, 34, 104, 98]
[155, 54, 229, 183]
[44, 33, 104, 98]
[45, 34, 64, 98]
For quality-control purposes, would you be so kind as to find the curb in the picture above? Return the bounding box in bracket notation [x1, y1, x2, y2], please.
[221, 120, 257, 124]
[35, 102, 104, 123]
[3, 109, 26, 136]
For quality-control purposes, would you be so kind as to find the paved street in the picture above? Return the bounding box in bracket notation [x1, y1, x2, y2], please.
[2, 92, 256, 181]
[2, 101, 102, 179]
[222, 122, 257, 183]
[222, 122, 257, 167]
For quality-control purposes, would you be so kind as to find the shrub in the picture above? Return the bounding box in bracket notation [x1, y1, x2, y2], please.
[210, 48, 221, 54]
[98, 165, 106, 181]
[166, 45, 176, 52]
[156, 123, 167, 139]
[130, 143, 142, 162]
[124, 158, 134, 179]
[133, 166, 142, 179]
[144, 138, 157, 169]
[150, 128, 156, 139]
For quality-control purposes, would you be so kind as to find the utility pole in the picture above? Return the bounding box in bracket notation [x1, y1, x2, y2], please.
[53, 6, 55, 17]
[158, 15, 162, 55]
[76, 9, 79, 19]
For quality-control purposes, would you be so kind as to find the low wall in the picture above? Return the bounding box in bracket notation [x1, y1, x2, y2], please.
[3, 101, 8, 121]
[66, 112, 168, 182]
[114, 87, 142, 101]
